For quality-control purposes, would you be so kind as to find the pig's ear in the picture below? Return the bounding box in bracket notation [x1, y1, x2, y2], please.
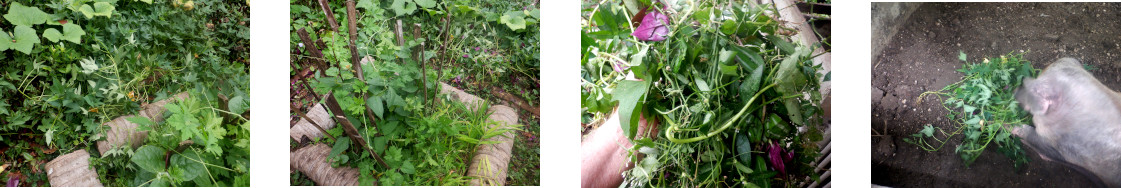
[1016, 78, 1058, 114]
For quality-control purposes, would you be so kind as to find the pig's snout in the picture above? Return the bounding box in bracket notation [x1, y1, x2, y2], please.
[1011, 124, 1027, 137]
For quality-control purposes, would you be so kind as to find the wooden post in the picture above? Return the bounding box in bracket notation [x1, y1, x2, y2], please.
[297, 28, 328, 77]
[413, 24, 429, 107]
[345, 0, 381, 134]
[346, 0, 363, 81]
[317, 0, 339, 32]
[437, 14, 451, 88]
[394, 20, 405, 47]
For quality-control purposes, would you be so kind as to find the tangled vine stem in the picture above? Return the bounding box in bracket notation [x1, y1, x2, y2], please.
[666, 83, 777, 144]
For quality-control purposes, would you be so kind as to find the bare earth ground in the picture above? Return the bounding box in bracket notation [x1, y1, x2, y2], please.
[871, 2, 1121, 187]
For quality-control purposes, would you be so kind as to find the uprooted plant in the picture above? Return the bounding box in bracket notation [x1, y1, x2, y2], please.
[909, 51, 1035, 168]
[581, 0, 829, 187]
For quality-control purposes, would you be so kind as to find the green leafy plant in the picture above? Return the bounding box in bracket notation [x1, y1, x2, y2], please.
[909, 51, 1035, 168]
[390, 0, 436, 16]
[291, 0, 539, 185]
[130, 89, 249, 186]
[0, 0, 249, 186]
[582, 0, 828, 187]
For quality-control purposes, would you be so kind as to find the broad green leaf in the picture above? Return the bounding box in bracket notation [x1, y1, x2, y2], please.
[366, 96, 384, 118]
[127, 116, 155, 126]
[170, 150, 204, 181]
[373, 136, 388, 153]
[500, 11, 527, 31]
[921, 125, 935, 137]
[42, 28, 62, 43]
[958, 51, 967, 62]
[78, 5, 96, 19]
[720, 21, 739, 36]
[413, 0, 436, 8]
[132, 145, 167, 173]
[9, 26, 40, 55]
[228, 95, 248, 114]
[693, 7, 712, 24]
[390, 0, 416, 16]
[964, 116, 981, 125]
[45, 129, 54, 146]
[696, 78, 710, 92]
[0, 28, 11, 51]
[629, 45, 648, 67]
[740, 63, 767, 103]
[613, 80, 649, 139]
[329, 137, 351, 161]
[400, 160, 416, 174]
[529, 9, 540, 19]
[94, 2, 115, 18]
[60, 24, 85, 44]
[4, 2, 51, 26]
[357, 0, 378, 11]
[996, 131, 1011, 142]
[718, 48, 735, 64]
[774, 47, 808, 125]
[735, 132, 752, 166]
[78, 2, 116, 19]
[963, 104, 976, 113]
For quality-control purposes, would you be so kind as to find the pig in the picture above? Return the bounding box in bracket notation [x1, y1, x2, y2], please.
[1014, 58, 1121, 187]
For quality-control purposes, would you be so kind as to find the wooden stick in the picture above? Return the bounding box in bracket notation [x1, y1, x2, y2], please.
[324, 93, 389, 169]
[291, 103, 337, 143]
[343, 0, 381, 131]
[345, 0, 363, 81]
[297, 28, 328, 77]
[414, 24, 429, 107]
[490, 86, 540, 117]
[317, 0, 339, 32]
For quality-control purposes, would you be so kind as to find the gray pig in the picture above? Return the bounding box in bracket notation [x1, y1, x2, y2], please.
[1015, 58, 1121, 187]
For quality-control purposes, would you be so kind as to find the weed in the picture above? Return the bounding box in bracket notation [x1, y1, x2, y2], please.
[909, 51, 1035, 168]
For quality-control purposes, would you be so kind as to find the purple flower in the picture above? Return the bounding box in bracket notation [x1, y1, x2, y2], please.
[475, 47, 481, 51]
[766, 141, 796, 178]
[7, 174, 19, 187]
[483, 49, 488, 53]
[463, 54, 469, 58]
[632, 9, 670, 41]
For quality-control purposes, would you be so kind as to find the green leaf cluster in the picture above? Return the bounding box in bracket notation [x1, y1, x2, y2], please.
[582, 1, 827, 187]
[906, 51, 1036, 168]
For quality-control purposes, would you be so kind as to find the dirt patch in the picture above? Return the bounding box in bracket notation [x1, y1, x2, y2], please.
[871, 2, 1121, 187]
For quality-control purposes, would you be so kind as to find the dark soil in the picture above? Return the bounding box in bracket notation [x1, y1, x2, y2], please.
[871, 2, 1121, 187]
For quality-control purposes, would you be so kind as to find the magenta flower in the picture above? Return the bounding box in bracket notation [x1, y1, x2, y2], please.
[7, 174, 19, 187]
[766, 141, 796, 178]
[463, 54, 469, 58]
[632, 9, 669, 41]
